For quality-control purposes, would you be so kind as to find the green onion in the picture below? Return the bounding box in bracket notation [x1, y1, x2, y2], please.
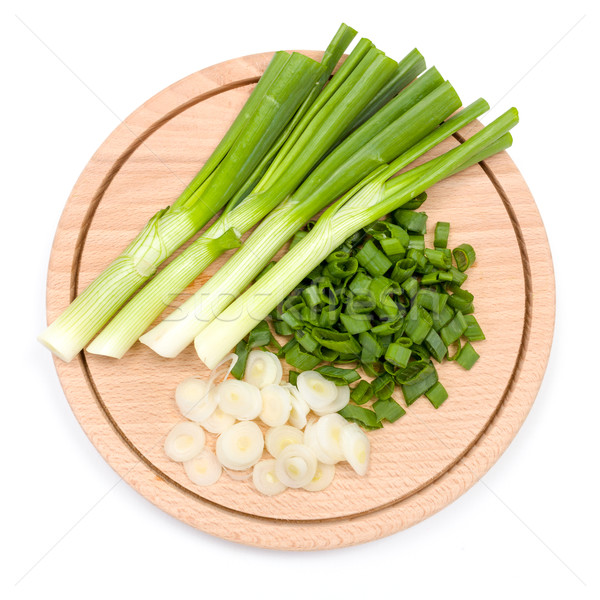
[231, 340, 250, 379]
[404, 304, 433, 344]
[448, 266, 468, 286]
[400, 362, 438, 405]
[440, 311, 468, 346]
[315, 365, 361, 385]
[425, 381, 448, 408]
[424, 248, 452, 270]
[288, 370, 300, 386]
[372, 373, 396, 399]
[390, 258, 417, 283]
[393, 210, 428, 234]
[402, 191, 427, 210]
[295, 329, 319, 353]
[456, 341, 480, 369]
[356, 239, 392, 276]
[453, 243, 476, 271]
[359, 331, 384, 363]
[350, 380, 373, 405]
[340, 312, 372, 334]
[248, 320, 272, 348]
[424, 328, 447, 362]
[312, 328, 361, 354]
[338, 405, 382, 430]
[384, 342, 412, 368]
[464, 314, 486, 341]
[373, 398, 406, 422]
[284, 341, 321, 370]
[194, 107, 519, 368]
[434, 221, 450, 248]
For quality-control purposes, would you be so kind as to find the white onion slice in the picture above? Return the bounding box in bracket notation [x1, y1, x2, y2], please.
[200, 407, 235, 434]
[297, 371, 338, 410]
[303, 462, 335, 492]
[217, 380, 262, 420]
[164, 422, 205, 462]
[243, 350, 282, 388]
[282, 384, 310, 429]
[274, 444, 317, 488]
[265, 425, 304, 458]
[316, 413, 347, 463]
[341, 422, 370, 476]
[175, 377, 218, 422]
[207, 353, 238, 386]
[183, 448, 222, 486]
[252, 459, 286, 496]
[303, 420, 336, 465]
[224, 467, 253, 481]
[312, 384, 350, 416]
[216, 421, 264, 470]
[259, 384, 292, 427]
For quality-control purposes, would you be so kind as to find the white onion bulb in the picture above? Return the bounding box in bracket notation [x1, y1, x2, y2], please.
[303, 462, 335, 492]
[217, 380, 262, 420]
[312, 384, 350, 416]
[282, 383, 310, 429]
[243, 350, 282, 388]
[265, 425, 304, 458]
[341, 422, 371, 476]
[274, 444, 317, 488]
[259, 384, 292, 427]
[200, 407, 235, 434]
[297, 371, 338, 410]
[216, 421, 264, 470]
[164, 422, 205, 462]
[252, 459, 286, 496]
[315, 413, 348, 463]
[175, 377, 218, 422]
[183, 448, 222, 486]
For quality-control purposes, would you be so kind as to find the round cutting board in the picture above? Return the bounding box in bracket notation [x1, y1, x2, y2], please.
[46, 51, 555, 550]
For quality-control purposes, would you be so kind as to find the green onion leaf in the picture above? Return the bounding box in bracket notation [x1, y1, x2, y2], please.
[373, 398, 406, 423]
[425, 381, 448, 408]
[356, 239, 392, 277]
[338, 404, 382, 430]
[316, 365, 361, 385]
[453, 243, 476, 271]
[434, 221, 450, 248]
[455, 341, 480, 370]
[350, 380, 373, 405]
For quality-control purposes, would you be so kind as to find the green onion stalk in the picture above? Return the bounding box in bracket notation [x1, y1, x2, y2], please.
[88, 40, 425, 358]
[194, 108, 519, 368]
[139, 85, 484, 359]
[39, 27, 357, 363]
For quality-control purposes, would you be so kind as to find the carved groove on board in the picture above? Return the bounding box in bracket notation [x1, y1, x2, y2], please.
[71, 114, 532, 524]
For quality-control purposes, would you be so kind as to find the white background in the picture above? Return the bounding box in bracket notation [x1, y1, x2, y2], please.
[2, 0, 599, 598]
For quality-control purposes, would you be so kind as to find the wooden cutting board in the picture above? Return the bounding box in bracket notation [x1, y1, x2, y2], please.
[45, 51, 555, 550]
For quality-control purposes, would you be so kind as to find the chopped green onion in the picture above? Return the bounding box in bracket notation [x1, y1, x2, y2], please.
[356, 239, 392, 276]
[424, 248, 452, 270]
[464, 314, 486, 341]
[350, 380, 373, 405]
[284, 341, 321, 370]
[453, 243, 476, 271]
[359, 331, 384, 363]
[385, 342, 412, 368]
[425, 381, 448, 408]
[402, 191, 427, 210]
[400, 362, 438, 405]
[338, 405, 382, 430]
[312, 328, 361, 354]
[393, 210, 428, 234]
[231, 339, 250, 379]
[448, 266, 468, 286]
[455, 341, 480, 370]
[340, 312, 372, 334]
[390, 258, 417, 283]
[434, 221, 450, 248]
[424, 328, 447, 362]
[315, 365, 361, 385]
[372, 373, 396, 399]
[294, 329, 319, 353]
[408, 235, 425, 251]
[373, 398, 406, 422]
[404, 304, 433, 344]
[288, 370, 300, 386]
[248, 320, 272, 348]
[440, 311, 468, 346]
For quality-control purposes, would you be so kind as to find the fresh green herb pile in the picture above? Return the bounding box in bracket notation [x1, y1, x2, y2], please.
[234, 195, 486, 430]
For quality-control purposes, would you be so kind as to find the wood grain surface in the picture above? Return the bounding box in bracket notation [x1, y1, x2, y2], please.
[45, 51, 555, 549]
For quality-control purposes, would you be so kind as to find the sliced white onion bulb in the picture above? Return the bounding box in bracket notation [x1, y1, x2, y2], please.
[224, 467, 253, 481]
[312, 384, 350, 416]
[341, 422, 370, 476]
[216, 421, 264, 470]
[274, 444, 317, 488]
[200, 407, 235, 434]
[297, 371, 338, 410]
[303, 420, 336, 465]
[164, 422, 205, 462]
[283, 384, 310, 429]
[303, 462, 335, 492]
[252, 459, 286, 496]
[265, 425, 304, 458]
[316, 413, 348, 463]
[183, 448, 222, 486]
[175, 377, 218, 422]
[259, 384, 292, 427]
[243, 350, 282, 388]
[217, 380, 262, 420]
